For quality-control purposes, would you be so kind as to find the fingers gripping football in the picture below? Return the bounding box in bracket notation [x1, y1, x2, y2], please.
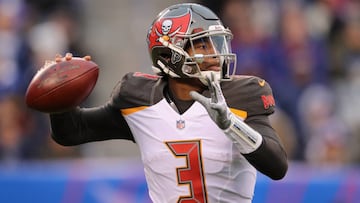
[190, 73, 231, 129]
[55, 53, 92, 62]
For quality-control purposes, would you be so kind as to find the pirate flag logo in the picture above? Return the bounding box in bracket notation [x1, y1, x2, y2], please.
[147, 10, 192, 52]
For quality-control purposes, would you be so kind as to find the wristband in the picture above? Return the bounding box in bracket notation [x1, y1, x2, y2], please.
[223, 114, 263, 154]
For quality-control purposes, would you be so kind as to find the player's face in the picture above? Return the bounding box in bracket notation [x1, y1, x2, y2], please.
[186, 37, 221, 72]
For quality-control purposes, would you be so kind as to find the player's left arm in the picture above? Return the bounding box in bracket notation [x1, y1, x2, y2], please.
[235, 78, 288, 180]
[190, 74, 288, 180]
[243, 114, 288, 180]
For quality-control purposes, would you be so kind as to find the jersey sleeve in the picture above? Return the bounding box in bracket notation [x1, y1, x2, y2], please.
[222, 76, 276, 117]
[50, 103, 134, 146]
[110, 72, 163, 109]
[222, 76, 288, 180]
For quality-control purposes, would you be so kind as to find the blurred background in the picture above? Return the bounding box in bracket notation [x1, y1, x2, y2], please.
[0, 0, 359, 202]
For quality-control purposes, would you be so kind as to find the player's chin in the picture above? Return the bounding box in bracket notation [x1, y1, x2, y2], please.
[172, 77, 206, 92]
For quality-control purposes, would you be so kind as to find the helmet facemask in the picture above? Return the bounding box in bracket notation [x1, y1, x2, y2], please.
[158, 26, 237, 85]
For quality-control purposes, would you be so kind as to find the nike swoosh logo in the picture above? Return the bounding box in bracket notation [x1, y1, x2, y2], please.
[258, 79, 265, 87]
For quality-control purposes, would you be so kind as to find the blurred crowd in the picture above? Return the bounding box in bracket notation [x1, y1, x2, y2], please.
[0, 0, 85, 163]
[203, 0, 360, 165]
[0, 0, 359, 166]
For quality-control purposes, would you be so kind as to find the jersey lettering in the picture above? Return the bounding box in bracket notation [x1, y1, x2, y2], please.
[261, 94, 275, 109]
[166, 140, 208, 203]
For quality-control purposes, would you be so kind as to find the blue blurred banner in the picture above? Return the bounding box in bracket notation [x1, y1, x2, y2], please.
[0, 159, 359, 203]
[254, 163, 360, 203]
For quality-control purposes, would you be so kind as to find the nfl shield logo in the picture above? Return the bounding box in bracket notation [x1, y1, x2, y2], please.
[176, 120, 185, 129]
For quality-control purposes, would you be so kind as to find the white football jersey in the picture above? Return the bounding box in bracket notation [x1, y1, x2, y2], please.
[123, 98, 256, 203]
[114, 72, 276, 203]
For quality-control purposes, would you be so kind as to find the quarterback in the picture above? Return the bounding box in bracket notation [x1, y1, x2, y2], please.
[49, 3, 287, 203]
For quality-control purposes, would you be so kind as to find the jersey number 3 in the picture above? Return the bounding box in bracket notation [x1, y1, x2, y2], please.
[166, 140, 208, 203]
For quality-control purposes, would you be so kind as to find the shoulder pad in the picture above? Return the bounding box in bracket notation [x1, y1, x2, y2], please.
[222, 75, 275, 117]
[110, 72, 163, 109]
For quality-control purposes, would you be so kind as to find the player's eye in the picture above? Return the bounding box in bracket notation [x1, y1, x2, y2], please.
[194, 43, 207, 50]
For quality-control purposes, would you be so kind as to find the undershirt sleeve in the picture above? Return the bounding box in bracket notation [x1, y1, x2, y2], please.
[50, 102, 134, 146]
[243, 115, 288, 180]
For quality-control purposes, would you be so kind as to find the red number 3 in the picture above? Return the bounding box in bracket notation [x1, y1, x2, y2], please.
[166, 140, 208, 203]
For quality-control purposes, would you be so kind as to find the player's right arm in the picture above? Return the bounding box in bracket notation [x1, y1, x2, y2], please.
[50, 102, 134, 146]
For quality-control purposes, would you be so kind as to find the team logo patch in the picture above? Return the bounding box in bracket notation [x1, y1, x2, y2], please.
[176, 119, 185, 129]
[261, 95, 275, 109]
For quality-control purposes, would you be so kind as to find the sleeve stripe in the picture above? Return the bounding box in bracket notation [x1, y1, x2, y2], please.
[121, 106, 148, 115]
[229, 108, 247, 119]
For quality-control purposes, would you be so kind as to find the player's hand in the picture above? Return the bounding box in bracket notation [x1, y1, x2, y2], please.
[55, 53, 91, 62]
[190, 73, 232, 129]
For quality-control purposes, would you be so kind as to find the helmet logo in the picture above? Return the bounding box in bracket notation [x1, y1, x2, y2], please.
[161, 19, 172, 35]
[171, 49, 182, 64]
[148, 10, 191, 50]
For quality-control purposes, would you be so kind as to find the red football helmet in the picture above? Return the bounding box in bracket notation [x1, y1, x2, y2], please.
[147, 3, 236, 83]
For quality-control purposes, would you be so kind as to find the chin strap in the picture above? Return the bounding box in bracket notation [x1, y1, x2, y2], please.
[155, 61, 180, 78]
[223, 114, 263, 154]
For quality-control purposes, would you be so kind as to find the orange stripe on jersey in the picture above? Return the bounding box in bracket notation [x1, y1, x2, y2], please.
[121, 106, 148, 115]
[229, 108, 247, 119]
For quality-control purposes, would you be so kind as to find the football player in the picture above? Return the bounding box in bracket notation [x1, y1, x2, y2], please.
[50, 3, 288, 203]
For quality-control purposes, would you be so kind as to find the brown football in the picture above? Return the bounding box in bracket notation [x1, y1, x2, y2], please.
[25, 57, 99, 113]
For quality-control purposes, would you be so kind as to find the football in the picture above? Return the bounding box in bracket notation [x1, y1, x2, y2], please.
[25, 56, 99, 113]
